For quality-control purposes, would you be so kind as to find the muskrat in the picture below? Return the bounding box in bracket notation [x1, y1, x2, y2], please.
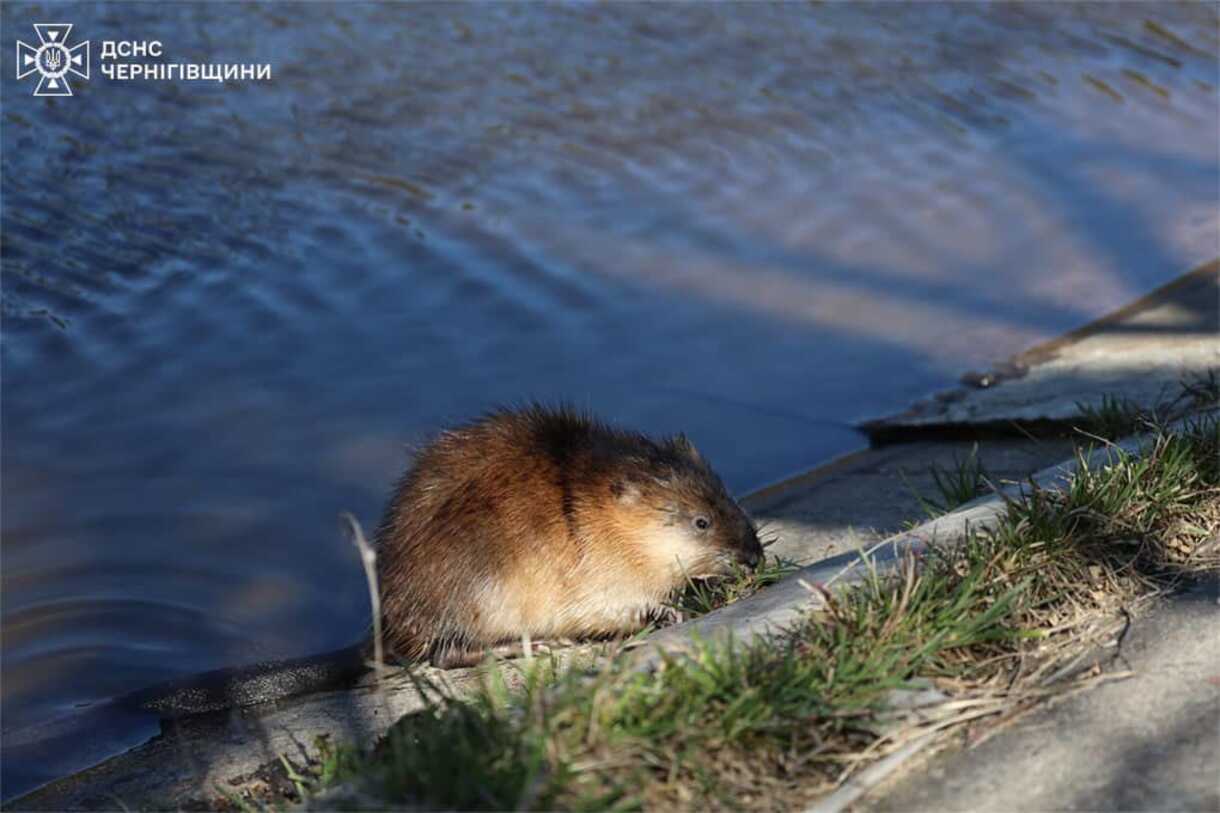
[377, 405, 763, 666]
[119, 405, 762, 716]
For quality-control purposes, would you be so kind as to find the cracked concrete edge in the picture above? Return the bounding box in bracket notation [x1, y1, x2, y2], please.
[858, 261, 1220, 438]
[1003, 260, 1219, 376]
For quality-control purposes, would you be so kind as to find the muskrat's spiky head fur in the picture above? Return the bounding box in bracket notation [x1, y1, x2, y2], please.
[606, 432, 763, 582]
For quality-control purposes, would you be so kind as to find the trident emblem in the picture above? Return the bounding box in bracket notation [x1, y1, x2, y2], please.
[16, 24, 89, 97]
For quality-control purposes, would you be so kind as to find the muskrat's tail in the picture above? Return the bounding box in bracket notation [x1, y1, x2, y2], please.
[117, 641, 370, 719]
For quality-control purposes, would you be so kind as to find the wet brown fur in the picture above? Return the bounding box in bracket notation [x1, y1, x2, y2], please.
[375, 405, 763, 665]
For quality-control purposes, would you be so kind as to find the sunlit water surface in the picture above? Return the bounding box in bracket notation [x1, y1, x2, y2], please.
[2, 2, 1216, 798]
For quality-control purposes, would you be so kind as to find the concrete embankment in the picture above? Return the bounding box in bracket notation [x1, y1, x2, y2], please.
[858, 576, 1219, 813]
[9, 262, 1217, 811]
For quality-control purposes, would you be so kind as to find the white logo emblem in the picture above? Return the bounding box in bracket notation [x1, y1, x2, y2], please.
[16, 24, 89, 96]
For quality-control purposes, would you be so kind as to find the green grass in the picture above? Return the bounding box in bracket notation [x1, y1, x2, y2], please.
[909, 371, 1219, 519]
[906, 442, 990, 518]
[1075, 370, 1219, 440]
[254, 413, 1220, 812]
[1179, 369, 1220, 412]
[669, 554, 800, 619]
[1074, 393, 1153, 440]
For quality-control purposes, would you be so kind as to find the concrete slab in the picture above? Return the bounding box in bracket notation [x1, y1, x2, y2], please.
[4, 647, 606, 811]
[859, 577, 1220, 813]
[744, 438, 1077, 567]
[863, 262, 1219, 438]
[4, 665, 462, 810]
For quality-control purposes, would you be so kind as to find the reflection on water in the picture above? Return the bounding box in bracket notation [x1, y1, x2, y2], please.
[2, 1, 1217, 798]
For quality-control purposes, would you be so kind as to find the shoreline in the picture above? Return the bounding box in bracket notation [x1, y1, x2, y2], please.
[7, 262, 1218, 810]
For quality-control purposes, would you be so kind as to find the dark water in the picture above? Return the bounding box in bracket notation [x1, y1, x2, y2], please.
[2, 2, 1217, 799]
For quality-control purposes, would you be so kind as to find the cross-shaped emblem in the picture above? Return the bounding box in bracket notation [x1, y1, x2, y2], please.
[16, 24, 90, 97]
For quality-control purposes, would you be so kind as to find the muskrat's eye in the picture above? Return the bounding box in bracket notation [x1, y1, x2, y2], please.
[693, 515, 712, 531]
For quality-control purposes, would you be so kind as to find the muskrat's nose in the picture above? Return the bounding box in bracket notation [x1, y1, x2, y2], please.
[740, 545, 762, 571]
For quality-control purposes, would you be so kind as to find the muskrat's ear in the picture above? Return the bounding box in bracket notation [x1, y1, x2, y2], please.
[672, 433, 702, 463]
[611, 479, 641, 503]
